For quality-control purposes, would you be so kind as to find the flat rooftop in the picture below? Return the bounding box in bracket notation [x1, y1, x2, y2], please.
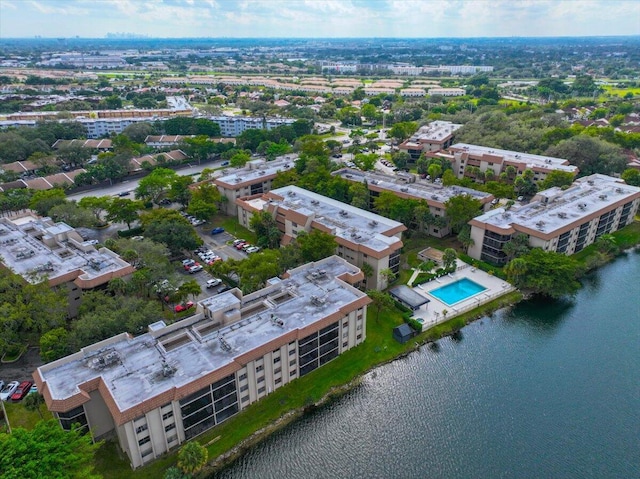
[0, 215, 131, 285]
[215, 157, 295, 188]
[406, 121, 462, 143]
[268, 185, 404, 253]
[333, 168, 493, 205]
[472, 174, 640, 234]
[38, 256, 368, 412]
[450, 143, 578, 173]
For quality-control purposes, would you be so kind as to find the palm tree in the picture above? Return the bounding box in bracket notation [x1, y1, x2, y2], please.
[443, 248, 457, 271]
[177, 441, 208, 475]
[505, 257, 528, 286]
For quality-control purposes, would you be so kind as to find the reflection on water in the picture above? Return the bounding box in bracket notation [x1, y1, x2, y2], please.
[210, 254, 640, 479]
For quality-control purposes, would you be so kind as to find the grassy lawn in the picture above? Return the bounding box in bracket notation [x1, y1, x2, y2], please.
[573, 220, 640, 264]
[211, 215, 257, 244]
[4, 401, 53, 430]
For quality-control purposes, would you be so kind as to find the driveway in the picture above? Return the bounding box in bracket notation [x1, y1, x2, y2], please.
[0, 347, 43, 383]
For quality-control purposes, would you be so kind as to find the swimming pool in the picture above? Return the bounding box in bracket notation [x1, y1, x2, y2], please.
[429, 278, 487, 306]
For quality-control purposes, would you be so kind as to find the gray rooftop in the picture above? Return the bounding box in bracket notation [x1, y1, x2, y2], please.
[450, 143, 578, 173]
[389, 285, 430, 309]
[267, 185, 404, 252]
[38, 256, 366, 412]
[0, 215, 131, 284]
[215, 157, 295, 187]
[407, 121, 462, 143]
[473, 174, 640, 234]
[333, 168, 492, 205]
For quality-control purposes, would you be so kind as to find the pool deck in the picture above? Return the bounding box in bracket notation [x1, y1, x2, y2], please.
[410, 259, 515, 331]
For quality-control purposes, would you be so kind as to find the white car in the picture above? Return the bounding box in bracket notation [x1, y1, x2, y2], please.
[0, 381, 19, 401]
[188, 264, 203, 273]
[245, 246, 261, 254]
[206, 278, 222, 288]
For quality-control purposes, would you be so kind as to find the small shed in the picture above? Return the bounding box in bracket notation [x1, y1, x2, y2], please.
[417, 247, 443, 265]
[393, 323, 415, 344]
[389, 285, 430, 311]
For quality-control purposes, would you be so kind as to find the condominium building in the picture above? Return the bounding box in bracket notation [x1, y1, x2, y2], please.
[236, 186, 406, 290]
[447, 143, 579, 183]
[427, 87, 466, 97]
[398, 121, 462, 162]
[34, 256, 370, 469]
[211, 157, 296, 215]
[467, 174, 640, 265]
[209, 116, 296, 137]
[0, 214, 134, 316]
[332, 168, 493, 238]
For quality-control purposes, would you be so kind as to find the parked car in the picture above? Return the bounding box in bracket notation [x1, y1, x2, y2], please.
[182, 259, 195, 270]
[235, 241, 248, 250]
[245, 246, 261, 254]
[232, 239, 246, 246]
[174, 301, 194, 313]
[211, 227, 225, 235]
[220, 161, 230, 166]
[0, 381, 19, 401]
[28, 384, 38, 395]
[241, 243, 254, 251]
[206, 278, 223, 288]
[118, 191, 130, 197]
[216, 285, 232, 294]
[188, 264, 203, 273]
[10, 381, 33, 402]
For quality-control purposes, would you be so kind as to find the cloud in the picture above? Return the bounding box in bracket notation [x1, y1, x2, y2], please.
[28, 0, 89, 15]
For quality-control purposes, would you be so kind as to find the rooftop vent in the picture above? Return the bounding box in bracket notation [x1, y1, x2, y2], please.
[270, 314, 285, 327]
[558, 212, 567, 219]
[310, 269, 327, 279]
[400, 187, 408, 192]
[615, 188, 624, 194]
[311, 199, 320, 205]
[89, 350, 120, 370]
[219, 336, 232, 352]
[587, 180, 594, 185]
[161, 360, 176, 378]
[431, 195, 439, 200]
[287, 190, 296, 197]
[15, 249, 35, 260]
[310, 295, 326, 307]
[369, 220, 378, 227]
[578, 203, 587, 210]
[598, 194, 608, 200]
[339, 210, 349, 217]
[535, 221, 545, 229]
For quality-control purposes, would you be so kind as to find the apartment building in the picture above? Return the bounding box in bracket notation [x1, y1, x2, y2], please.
[209, 116, 296, 137]
[427, 87, 466, 97]
[398, 121, 463, 162]
[0, 214, 134, 316]
[467, 174, 640, 265]
[447, 143, 579, 183]
[211, 157, 296, 215]
[34, 256, 370, 469]
[332, 168, 493, 238]
[236, 186, 406, 290]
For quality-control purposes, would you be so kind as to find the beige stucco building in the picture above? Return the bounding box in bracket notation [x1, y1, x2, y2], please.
[467, 174, 640, 265]
[236, 186, 406, 290]
[34, 256, 370, 469]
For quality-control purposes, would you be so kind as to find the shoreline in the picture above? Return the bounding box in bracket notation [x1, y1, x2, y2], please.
[197, 291, 523, 477]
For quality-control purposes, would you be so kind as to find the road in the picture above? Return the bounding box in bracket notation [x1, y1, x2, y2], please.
[66, 161, 223, 201]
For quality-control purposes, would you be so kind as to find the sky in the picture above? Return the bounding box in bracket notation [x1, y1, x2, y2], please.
[0, 0, 638, 39]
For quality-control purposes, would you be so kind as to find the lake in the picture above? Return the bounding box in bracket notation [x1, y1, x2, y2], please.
[212, 250, 640, 479]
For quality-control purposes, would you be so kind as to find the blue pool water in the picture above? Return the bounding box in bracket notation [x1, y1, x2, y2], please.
[429, 278, 487, 305]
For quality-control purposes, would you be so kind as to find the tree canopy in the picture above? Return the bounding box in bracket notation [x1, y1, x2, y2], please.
[444, 194, 483, 234]
[0, 420, 102, 479]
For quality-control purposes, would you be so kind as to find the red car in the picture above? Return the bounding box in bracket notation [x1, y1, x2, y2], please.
[174, 301, 194, 313]
[11, 380, 33, 401]
[234, 242, 247, 250]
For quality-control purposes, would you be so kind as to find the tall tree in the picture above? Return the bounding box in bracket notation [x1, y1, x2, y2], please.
[0, 420, 102, 479]
[367, 290, 394, 322]
[296, 230, 338, 262]
[444, 195, 483, 234]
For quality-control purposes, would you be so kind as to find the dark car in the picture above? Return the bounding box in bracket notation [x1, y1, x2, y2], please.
[10, 380, 33, 402]
[211, 227, 225, 235]
[118, 191, 130, 197]
[216, 285, 232, 294]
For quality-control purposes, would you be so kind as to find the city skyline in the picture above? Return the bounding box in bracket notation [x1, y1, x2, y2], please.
[0, 0, 639, 39]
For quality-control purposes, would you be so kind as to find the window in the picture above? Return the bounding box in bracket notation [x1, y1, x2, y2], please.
[258, 386, 266, 394]
[357, 324, 362, 331]
[274, 367, 281, 375]
[165, 423, 176, 432]
[141, 448, 153, 458]
[289, 348, 296, 356]
[136, 424, 148, 434]
[257, 376, 265, 383]
[357, 334, 362, 340]
[238, 373, 247, 381]
[289, 359, 296, 367]
[273, 356, 281, 364]
[275, 378, 282, 385]
[240, 384, 248, 392]
[167, 435, 177, 444]
[241, 395, 249, 403]
[290, 370, 296, 377]
[138, 436, 151, 447]
[343, 341, 348, 348]
[162, 411, 173, 421]
[256, 365, 264, 373]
